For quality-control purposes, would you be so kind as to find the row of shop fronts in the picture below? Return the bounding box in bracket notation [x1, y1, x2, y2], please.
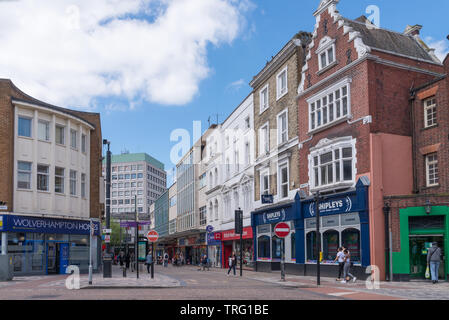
[0, 214, 101, 276]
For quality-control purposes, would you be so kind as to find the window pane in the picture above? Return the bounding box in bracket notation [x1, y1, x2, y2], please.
[306, 231, 319, 262]
[343, 159, 352, 181]
[327, 164, 333, 184]
[342, 97, 348, 115]
[56, 126, 65, 145]
[327, 47, 334, 64]
[38, 121, 50, 141]
[323, 230, 339, 261]
[342, 229, 360, 262]
[18, 117, 32, 137]
[257, 236, 270, 259]
[321, 53, 327, 68]
[321, 152, 332, 164]
[272, 236, 283, 260]
[342, 147, 352, 158]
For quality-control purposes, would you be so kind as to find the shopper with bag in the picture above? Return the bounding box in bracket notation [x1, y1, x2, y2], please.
[427, 242, 442, 284]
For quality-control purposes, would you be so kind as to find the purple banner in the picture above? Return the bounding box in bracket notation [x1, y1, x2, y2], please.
[120, 221, 150, 228]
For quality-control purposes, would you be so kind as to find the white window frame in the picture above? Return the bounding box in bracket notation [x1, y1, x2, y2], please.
[55, 125, 65, 145]
[276, 66, 288, 100]
[259, 83, 269, 114]
[278, 161, 289, 199]
[81, 134, 87, 153]
[259, 121, 269, 156]
[309, 137, 357, 192]
[316, 37, 336, 71]
[70, 129, 77, 150]
[426, 153, 439, 187]
[55, 167, 65, 194]
[424, 97, 437, 128]
[38, 120, 50, 142]
[17, 161, 32, 189]
[307, 78, 352, 133]
[260, 169, 270, 196]
[70, 170, 77, 196]
[277, 109, 288, 145]
[37, 164, 50, 192]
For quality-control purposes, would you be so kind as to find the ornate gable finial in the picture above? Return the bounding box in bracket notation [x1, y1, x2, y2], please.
[315, 0, 340, 17]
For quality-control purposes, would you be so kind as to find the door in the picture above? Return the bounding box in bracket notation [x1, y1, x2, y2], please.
[59, 243, 69, 274]
[223, 244, 232, 268]
[409, 236, 445, 280]
[46, 243, 57, 274]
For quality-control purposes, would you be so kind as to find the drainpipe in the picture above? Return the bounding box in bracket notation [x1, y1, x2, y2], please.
[409, 89, 418, 194]
[383, 203, 392, 281]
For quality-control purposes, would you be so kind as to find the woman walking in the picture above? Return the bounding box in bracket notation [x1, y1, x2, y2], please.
[334, 247, 345, 281]
[227, 253, 236, 276]
[341, 249, 356, 283]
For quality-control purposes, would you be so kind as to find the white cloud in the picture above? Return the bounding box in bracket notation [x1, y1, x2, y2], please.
[425, 37, 449, 62]
[0, 0, 253, 110]
[226, 78, 246, 92]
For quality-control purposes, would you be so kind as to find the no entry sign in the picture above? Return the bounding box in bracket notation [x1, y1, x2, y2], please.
[146, 230, 159, 242]
[274, 222, 290, 238]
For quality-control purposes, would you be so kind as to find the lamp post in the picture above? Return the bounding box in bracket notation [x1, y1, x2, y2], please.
[314, 192, 321, 286]
[103, 139, 112, 278]
[383, 203, 392, 281]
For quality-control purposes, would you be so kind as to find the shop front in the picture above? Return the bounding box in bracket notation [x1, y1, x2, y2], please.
[207, 232, 222, 267]
[252, 197, 299, 273]
[221, 227, 254, 269]
[0, 214, 100, 276]
[392, 205, 449, 282]
[297, 178, 371, 277]
[177, 233, 207, 265]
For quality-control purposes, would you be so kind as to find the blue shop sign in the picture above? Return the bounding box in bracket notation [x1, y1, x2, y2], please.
[306, 196, 354, 217]
[253, 199, 298, 226]
[207, 232, 221, 246]
[0, 215, 100, 236]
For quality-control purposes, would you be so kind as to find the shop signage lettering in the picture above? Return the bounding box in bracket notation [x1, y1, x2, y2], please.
[222, 227, 253, 241]
[262, 209, 286, 224]
[3, 215, 100, 235]
[308, 197, 352, 217]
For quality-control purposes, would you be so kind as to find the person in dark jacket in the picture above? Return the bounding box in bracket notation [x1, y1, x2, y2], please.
[145, 251, 153, 274]
[427, 242, 442, 284]
[125, 252, 130, 269]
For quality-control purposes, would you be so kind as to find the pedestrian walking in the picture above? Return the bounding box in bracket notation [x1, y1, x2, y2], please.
[202, 254, 210, 271]
[227, 253, 236, 276]
[334, 247, 345, 281]
[125, 251, 130, 270]
[130, 251, 136, 272]
[145, 251, 153, 274]
[341, 249, 356, 283]
[163, 252, 169, 267]
[119, 251, 124, 267]
[427, 242, 442, 284]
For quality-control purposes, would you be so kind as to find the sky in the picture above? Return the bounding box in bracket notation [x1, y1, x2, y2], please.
[0, 0, 448, 185]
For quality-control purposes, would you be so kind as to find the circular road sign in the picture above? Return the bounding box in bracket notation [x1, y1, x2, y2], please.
[274, 222, 290, 238]
[146, 230, 159, 243]
[206, 225, 214, 233]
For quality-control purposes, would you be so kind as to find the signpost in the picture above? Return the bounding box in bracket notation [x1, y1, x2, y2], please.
[235, 209, 243, 277]
[314, 192, 322, 286]
[89, 219, 94, 285]
[274, 222, 290, 281]
[147, 230, 159, 279]
[206, 225, 214, 261]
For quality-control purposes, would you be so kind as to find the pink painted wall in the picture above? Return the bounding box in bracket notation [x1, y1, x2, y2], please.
[368, 133, 413, 280]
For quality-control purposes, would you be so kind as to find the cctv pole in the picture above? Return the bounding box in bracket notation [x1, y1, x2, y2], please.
[103, 141, 112, 278]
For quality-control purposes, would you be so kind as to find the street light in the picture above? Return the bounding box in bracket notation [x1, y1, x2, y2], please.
[103, 139, 112, 278]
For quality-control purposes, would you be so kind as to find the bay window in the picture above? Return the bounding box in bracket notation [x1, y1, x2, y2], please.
[308, 78, 351, 132]
[310, 137, 356, 191]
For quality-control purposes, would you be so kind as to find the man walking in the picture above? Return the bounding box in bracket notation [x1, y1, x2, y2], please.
[146, 251, 153, 274]
[227, 253, 236, 276]
[334, 247, 345, 281]
[427, 242, 442, 284]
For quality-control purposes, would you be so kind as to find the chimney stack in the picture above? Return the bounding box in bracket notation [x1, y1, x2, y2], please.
[404, 24, 422, 36]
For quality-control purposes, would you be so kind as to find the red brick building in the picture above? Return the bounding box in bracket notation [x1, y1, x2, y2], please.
[296, 0, 446, 280]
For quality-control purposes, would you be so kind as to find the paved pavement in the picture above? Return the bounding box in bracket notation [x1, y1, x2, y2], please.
[0, 264, 447, 300]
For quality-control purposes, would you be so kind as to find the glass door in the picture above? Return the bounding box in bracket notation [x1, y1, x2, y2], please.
[409, 235, 445, 280]
[46, 243, 57, 274]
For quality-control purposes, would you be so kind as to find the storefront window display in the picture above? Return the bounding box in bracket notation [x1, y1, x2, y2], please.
[306, 231, 319, 261]
[342, 228, 360, 262]
[257, 235, 270, 260]
[271, 236, 283, 261]
[323, 230, 339, 261]
[235, 239, 254, 266]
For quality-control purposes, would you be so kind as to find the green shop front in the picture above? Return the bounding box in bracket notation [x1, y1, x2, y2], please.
[392, 205, 449, 281]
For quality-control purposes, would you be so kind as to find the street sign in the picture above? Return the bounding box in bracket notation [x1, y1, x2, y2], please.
[104, 235, 111, 243]
[261, 194, 273, 204]
[214, 232, 222, 240]
[206, 225, 214, 233]
[274, 222, 290, 238]
[146, 230, 159, 243]
[0, 206, 7, 210]
[103, 229, 112, 234]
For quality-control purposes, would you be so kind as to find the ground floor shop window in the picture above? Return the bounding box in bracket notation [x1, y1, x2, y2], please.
[323, 230, 339, 261]
[306, 231, 319, 262]
[342, 229, 360, 262]
[257, 235, 270, 259]
[272, 236, 283, 260]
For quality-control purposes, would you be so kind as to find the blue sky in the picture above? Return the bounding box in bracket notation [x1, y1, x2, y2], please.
[1, 0, 448, 185]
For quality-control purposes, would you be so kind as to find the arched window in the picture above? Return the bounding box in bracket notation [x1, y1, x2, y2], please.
[214, 168, 218, 186]
[272, 236, 283, 260]
[342, 228, 360, 262]
[257, 236, 270, 259]
[214, 200, 218, 220]
[306, 231, 320, 262]
[323, 230, 339, 261]
[209, 172, 213, 188]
